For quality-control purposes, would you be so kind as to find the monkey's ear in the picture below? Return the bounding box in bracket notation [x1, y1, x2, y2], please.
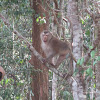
[0, 66, 5, 81]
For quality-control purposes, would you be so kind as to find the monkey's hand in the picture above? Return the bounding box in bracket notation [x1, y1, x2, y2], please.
[42, 58, 51, 64]
[42, 58, 55, 67]
[42, 58, 47, 64]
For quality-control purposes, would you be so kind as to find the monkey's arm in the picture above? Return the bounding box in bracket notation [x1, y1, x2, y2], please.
[43, 53, 56, 66]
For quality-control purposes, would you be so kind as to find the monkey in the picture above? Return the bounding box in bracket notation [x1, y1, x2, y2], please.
[40, 30, 77, 68]
[0, 66, 5, 81]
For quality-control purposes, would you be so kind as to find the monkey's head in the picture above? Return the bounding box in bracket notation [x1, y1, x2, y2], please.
[40, 30, 52, 42]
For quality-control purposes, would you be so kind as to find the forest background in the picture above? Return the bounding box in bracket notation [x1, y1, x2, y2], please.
[0, 0, 100, 100]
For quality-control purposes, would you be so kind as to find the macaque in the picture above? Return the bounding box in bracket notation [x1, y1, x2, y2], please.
[40, 30, 76, 68]
[0, 66, 5, 81]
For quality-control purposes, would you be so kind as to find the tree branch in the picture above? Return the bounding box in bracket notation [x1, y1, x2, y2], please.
[83, 0, 100, 65]
[84, 29, 100, 65]
[0, 13, 72, 80]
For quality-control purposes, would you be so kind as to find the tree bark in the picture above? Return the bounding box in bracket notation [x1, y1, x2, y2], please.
[30, 0, 49, 100]
[96, 50, 100, 100]
[96, 24, 100, 100]
[67, 0, 86, 99]
[52, 73, 57, 100]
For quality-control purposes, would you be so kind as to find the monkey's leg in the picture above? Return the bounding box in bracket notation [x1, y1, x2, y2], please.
[43, 54, 55, 66]
[46, 54, 55, 65]
[55, 55, 66, 68]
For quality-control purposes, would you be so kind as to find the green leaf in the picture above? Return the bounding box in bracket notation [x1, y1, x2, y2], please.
[77, 58, 84, 65]
[86, 68, 93, 77]
[85, 30, 90, 36]
[36, 16, 41, 22]
[20, 59, 24, 64]
[5, 79, 9, 84]
[82, 20, 84, 24]
[0, 79, 4, 85]
[39, 18, 46, 24]
[80, 57, 84, 65]
[97, 56, 100, 61]
[73, 68, 79, 76]
[89, 46, 93, 49]
[77, 59, 80, 65]
[93, 60, 97, 66]
[93, 75, 95, 79]
[91, 51, 95, 58]
[63, 91, 70, 97]
[94, 84, 96, 88]
[36, 18, 39, 22]
[38, 16, 41, 19]
[80, 18, 85, 24]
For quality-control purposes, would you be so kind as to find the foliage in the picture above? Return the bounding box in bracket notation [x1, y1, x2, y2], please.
[0, 0, 33, 99]
[36, 16, 46, 24]
[0, 0, 99, 99]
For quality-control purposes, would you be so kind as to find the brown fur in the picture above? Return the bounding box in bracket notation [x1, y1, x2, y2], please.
[40, 30, 72, 68]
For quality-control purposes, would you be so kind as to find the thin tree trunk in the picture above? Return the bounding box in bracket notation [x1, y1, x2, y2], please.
[67, 0, 86, 99]
[96, 24, 100, 100]
[52, 7, 57, 99]
[52, 73, 57, 100]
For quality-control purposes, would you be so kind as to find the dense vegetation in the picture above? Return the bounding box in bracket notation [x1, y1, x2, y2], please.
[0, 0, 99, 100]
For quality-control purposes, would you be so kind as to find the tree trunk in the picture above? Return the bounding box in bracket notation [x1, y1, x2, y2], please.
[96, 24, 100, 100]
[52, 73, 57, 100]
[30, 0, 49, 100]
[96, 45, 100, 100]
[67, 0, 86, 99]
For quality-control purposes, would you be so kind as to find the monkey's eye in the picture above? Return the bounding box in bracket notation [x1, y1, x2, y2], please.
[44, 31, 49, 34]
[43, 33, 48, 35]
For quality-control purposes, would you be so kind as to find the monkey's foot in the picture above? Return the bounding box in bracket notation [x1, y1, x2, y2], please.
[42, 58, 48, 64]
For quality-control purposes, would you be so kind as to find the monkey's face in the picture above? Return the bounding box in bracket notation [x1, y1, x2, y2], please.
[43, 34, 48, 42]
[41, 30, 52, 43]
